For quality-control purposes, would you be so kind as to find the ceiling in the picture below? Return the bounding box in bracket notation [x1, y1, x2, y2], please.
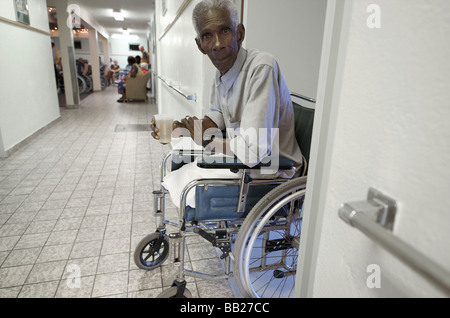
[50, 0, 156, 36]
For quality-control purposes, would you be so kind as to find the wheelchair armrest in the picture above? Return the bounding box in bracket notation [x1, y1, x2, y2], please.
[196, 156, 295, 171]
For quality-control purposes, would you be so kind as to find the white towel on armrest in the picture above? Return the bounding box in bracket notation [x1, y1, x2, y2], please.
[163, 138, 293, 209]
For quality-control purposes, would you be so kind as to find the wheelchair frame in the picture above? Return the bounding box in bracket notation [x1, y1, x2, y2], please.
[134, 148, 305, 298]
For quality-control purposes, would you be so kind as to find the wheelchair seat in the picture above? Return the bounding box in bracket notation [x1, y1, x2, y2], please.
[185, 184, 279, 222]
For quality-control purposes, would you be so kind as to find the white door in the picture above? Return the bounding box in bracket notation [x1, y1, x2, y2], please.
[296, 0, 450, 297]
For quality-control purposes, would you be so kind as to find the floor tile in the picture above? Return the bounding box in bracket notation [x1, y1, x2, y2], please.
[18, 281, 59, 298]
[196, 280, 235, 298]
[63, 257, 99, 279]
[128, 268, 163, 292]
[36, 244, 72, 263]
[26, 260, 66, 284]
[2, 247, 41, 267]
[127, 288, 162, 298]
[16, 233, 51, 251]
[24, 220, 56, 235]
[0, 235, 21, 252]
[46, 229, 78, 246]
[53, 217, 83, 232]
[91, 271, 129, 298]
[55, 275, 95, 298]
[0, 223, 29, 237]
[5, 211, 37, 224]
[101, 237, 130, 255]
[70, 240, 102, 259]
[97, 252, 130, 274]
[81, 215, 108, 229]
[0, 286, 21, 297]
[0, 265, 33, 288]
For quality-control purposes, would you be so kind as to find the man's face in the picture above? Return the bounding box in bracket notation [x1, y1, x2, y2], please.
[195, 8, 245, 75]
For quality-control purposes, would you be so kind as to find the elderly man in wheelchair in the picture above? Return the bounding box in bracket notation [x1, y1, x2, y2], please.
[133, 0, 314, 298]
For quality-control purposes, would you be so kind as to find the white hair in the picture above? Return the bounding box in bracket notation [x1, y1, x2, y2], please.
[192, 0, 239, 38]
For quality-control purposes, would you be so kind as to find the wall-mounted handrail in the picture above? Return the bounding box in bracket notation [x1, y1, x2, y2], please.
[291, 92, 316, 104]
[158, 76, 197, 101]
[159, 0, 192, 41]
[0, 16, 50, 36]
[339, 191, 450, 296]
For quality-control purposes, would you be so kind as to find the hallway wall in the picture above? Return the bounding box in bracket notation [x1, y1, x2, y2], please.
[154, 0, 214, 118]
[244, 0, 327, 102]
[309, 0, 450, 297]
[0, 0, 60, 157]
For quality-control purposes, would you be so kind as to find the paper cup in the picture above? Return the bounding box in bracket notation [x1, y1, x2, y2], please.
[154, 114, 173, 144]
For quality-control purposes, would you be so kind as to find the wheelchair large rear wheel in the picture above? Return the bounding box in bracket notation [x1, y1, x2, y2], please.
[233, 176, 307, 298]
[134, 232, 170, 270]
[77, 75, 86, 94]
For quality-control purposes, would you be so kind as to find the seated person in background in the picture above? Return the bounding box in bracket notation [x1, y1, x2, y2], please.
[135, 55, 142, 65]
[117, 56, 143, 103]
[76, 58, 89, 76]
[140, 63, 149, 74]
[151, 0, 302, 207]
[107, 59, 121, 85]
[117, 61, 133, 83]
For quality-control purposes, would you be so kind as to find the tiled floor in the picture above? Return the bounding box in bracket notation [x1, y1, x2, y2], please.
[0, 87, 235, 298]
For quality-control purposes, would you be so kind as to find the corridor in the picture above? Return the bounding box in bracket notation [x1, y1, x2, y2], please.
[0, 87, 234, 298]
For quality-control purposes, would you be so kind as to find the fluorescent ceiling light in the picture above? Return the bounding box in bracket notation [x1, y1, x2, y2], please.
[113, 9, 124, 21]
[111, 33, 139, 40]
[122, 28, 129, 35]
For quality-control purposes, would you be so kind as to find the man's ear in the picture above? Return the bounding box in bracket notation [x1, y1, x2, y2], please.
[237, 24, 245, 46]
[195, 38, 207, 55]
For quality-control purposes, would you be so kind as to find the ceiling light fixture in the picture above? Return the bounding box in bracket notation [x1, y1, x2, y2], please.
[112, 9, 124, 21]
[122, 28, 129, 35]
[111, 33, 139, 40]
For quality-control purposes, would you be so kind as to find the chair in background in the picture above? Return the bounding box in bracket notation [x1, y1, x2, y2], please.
[125, 72, 151, 102]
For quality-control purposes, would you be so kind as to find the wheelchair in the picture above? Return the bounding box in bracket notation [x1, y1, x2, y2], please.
[76, 59, 92, 94]
[134, 94, 315, 298]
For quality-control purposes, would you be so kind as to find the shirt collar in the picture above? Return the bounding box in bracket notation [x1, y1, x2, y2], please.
[215, 47, 247, 90]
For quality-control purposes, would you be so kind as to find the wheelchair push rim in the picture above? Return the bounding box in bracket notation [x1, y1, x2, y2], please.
[234, 177, 307, 298]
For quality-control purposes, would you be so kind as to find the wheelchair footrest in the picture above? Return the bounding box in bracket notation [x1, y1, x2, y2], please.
[171, 280, 187, 298]
[194, 228, 231, 259]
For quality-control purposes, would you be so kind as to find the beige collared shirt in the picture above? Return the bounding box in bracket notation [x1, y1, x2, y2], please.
[204, 48, 302, 176]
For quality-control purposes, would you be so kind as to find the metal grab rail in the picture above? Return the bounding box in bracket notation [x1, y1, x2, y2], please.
[290, 92, 316, 104]
[339, 188, 450, 296]
[158, 76, 197, 101]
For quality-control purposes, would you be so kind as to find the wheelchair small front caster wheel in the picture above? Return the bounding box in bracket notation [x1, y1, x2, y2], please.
[157, 286, 192, 298]
[134, 232, 169, 270]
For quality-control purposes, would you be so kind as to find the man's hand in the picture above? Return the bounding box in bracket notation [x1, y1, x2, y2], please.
[179, 116, 197, 139]
[150, 116, 161, 141]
